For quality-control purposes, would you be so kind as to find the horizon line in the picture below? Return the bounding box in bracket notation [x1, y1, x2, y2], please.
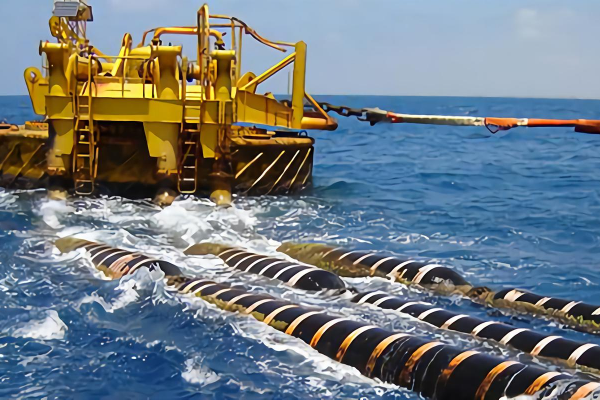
[2, 93, 600, 101]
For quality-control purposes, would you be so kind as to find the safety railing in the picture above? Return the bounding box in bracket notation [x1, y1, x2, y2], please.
[81, 54, 158, 99]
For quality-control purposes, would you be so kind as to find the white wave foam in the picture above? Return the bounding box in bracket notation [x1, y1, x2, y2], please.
[181, 357, 221, 386]
[153, 201, 213, 243]
[78, 263, 171, 313]
[11, 310, 68, 340]
[38, 199, 75, 229]
[151, 197, 260, 246]
[227, 316, 375, 387]
[79, 281, 140, 313]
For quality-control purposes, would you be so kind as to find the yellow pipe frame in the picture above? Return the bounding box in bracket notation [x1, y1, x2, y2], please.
[152, 27, 224, 47]
[40, 42, 70, 96]
[150, 45, 182, 100]
[292, 41, 307, 129]
[213, 50, 235, 101]
[137, 27, 224, 48]
[110, 33, 133, 77]
[239, 52, 296, 91]
[23, 67, 48, 116]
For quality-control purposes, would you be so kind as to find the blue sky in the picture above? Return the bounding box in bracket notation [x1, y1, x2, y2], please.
[1, 0, 600, 98]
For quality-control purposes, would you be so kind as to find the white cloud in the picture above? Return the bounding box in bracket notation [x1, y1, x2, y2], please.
[514, 8, 542, 39]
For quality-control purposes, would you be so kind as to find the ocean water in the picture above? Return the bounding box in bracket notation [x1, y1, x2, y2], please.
[1, 95, 600, 399]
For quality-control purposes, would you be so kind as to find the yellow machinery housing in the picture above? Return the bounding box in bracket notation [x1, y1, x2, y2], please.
[1, 1, 337, 204]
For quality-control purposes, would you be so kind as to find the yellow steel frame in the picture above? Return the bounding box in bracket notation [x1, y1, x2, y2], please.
[24, 2, 337, 202]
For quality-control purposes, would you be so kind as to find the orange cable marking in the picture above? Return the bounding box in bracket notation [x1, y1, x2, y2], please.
[284, 311, 322, 335]
[474, 361, 520, 400]
[398, 342, 444, 386]
[335, 326, 378, 362]
[569, 382, 600, 400]
[524, 372, 562, 395]
[437, 351, 479, 391]
[263, 305, 298, 325]
[309, 318, 348, 348]
[364, 333, 409, 377]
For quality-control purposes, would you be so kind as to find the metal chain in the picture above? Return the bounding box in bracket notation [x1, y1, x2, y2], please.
[317, 102, 365, 118]
[280, 99, 387, 125]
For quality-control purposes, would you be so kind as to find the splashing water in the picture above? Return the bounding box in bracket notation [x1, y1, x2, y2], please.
[3, 96, 600, 398]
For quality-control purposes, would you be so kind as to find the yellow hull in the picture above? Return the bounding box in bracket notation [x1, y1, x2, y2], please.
[0, 125, 313, 197]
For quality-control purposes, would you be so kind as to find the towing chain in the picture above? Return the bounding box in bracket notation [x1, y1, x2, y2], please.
[280, 99, 388, 125]
[317, 102, 365, 118]
[317, 102, 390, 125]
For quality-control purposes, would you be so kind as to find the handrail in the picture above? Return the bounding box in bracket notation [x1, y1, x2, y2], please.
[240, 52, 296, 91]
[137, 26, 224, 48]
[153, 27, 224, 46]
[78, 53, 158, 99]
[88, 54, 94, 146]
[210, 15, 293, 52]
[231, 17, 293, 52]
[198, 4, 210, 100]
[137, 15, 291, 53]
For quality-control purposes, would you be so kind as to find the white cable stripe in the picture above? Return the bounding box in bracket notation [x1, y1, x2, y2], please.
[90, 247, 117, 262]
[110, 253, 141, 272]
[218, 248, 241, 257]
[568, 343, 598, 364]
[263, 305, 298, 325]
[372, 296, 397, 307]
[386, 260, 416, 278]
[369, 257, 396, 274]
[181, 280, 207, 293]
[535, 297, 551, 307]
[273, 264, 303, 280]
[321, 247, 342, 258]
[441, 314, 467, 330]
[210, 288, 232, 299]
[471, 321, 498, 336]
[244, 257, 270, 272]
[129, 258, 159, 273]
[397, 301, 421, 312]
[504, 289, 525, 303]
[398, 268, 409, 280]
[175, 280, 188, 290]
[561, 301, 580, 314]
[225, 251, 250, 263]
[499, 328, 529, 345]
[338, 251, 359, 261]
[413, 264, 443, 284]
[128, 258, 154, 273]
[357, 291, 386, 304]
[417, 308, 443, 320]
[258, 261, 288, 276]
[353, 253, 376, 265]
[99, 250, 129, 268]
[192, 283, 218, 295]
[226, 293, 255, 309]
[287, 268, 318, 286]
[245, 299, 276, 314]
[84, 243, 107, 252]
[531, 336, 560, 356]
[232, 254, 261, 270]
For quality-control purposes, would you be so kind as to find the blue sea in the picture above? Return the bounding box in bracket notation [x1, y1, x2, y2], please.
[1, 95, 600, 399]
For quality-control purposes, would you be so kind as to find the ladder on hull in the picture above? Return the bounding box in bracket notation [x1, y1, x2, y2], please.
[178, 122, 200, 194]
[73, 84, 97, 195]
[178, 100, 201, 194]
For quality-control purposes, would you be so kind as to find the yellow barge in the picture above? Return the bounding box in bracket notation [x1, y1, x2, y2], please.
[0, 1, 336, 204]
